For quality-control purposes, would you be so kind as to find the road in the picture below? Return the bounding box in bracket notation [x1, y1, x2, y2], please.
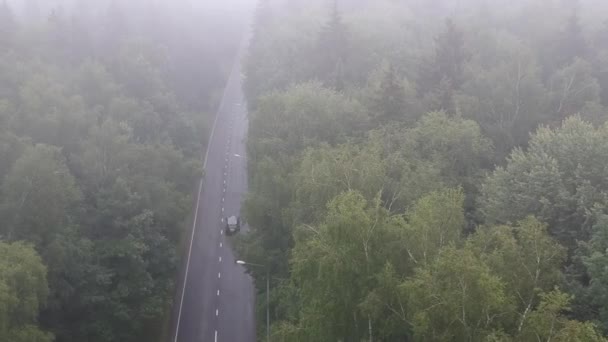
[169, 26, 255, 342]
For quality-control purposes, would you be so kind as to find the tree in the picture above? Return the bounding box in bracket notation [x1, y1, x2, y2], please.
[548, 58, 600, 121]
[469, 218, 566, 333]
[249, 82, 367, 161]
[480, 116, 608, 249]
[520, 290, 606, 342]
[455, 41, 549, 160]
[577, 214, 608, 332]
[401, 188, 465, 267]
[404, 246, 510, 341]
[419, 19, 469, 112]
[1, 144, 81, 246]
[555, 9, 588, 68]
[315, 1, 349, 90]
[0, 241, 53, 342]
[277, 191, 402, 341]
[292, 142, 386, 223]
[368, 63, 412, 124]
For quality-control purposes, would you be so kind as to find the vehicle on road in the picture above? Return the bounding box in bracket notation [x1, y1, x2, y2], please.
[225, 215, 241, 235]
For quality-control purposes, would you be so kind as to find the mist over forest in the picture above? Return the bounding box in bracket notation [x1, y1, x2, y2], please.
[3, 0, 608, 341]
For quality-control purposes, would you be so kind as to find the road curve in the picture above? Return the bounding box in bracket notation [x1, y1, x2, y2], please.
[169, 23, 255, 342]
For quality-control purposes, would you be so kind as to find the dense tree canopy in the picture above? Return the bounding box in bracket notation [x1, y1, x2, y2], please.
[0, 1, 246, 341]
[240, 0, 608, 341]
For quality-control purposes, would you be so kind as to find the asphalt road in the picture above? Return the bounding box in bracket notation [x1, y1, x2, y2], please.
[170, 29, 255, 342]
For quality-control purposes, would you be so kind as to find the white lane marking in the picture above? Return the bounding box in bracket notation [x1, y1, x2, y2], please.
[224, 172, 227, 176]
[218, 272, 221, 278]
[222, 198, 225, 202]
[225, 158, 228, 162]
[221, 207, 224, 213]
[221, 217, 224, 223]
[224, 180, 226, 185]
[217, 289, 220, 296]
[220, 242, 223, 248]
[216, 309, 219, 316]
[223, 188, 226, 193]
[221, 229, 224, 235]
[219, 256, 222, 262]
[175, 29, 233, 340]
[234, 154, 241, 157]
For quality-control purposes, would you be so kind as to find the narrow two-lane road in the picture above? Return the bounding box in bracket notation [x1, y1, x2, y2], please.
[170, 28, 255, 342]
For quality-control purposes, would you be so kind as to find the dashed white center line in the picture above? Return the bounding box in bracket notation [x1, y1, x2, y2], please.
[215, 330, 218, 342]
[220, 242, 223, 248]
[224, 180, 226, 185]
[221, 207, 224, 212]
[222, 198, 225, 202]
[223, 188, 226, 193]
[218, 272, 221, 278]
[219, 256, 222, 262]
[221, 229, 224, 235]
[217, 289, 220, 296]
[216, 309, 219, 316]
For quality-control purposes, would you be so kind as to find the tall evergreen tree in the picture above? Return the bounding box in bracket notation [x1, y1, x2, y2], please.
[371, 64, 408, 123]
[418, 19, 468, 112]
[315, 1, 349, 90]
[556, 9, 587, 67]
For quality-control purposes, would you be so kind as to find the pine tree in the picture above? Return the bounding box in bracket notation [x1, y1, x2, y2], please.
[315, 0, 349, 90]
[556, 8, 587, 67]
[372, 64, 407, 123]
[434, 19, 467, 90]
[418, 19, 468, 112]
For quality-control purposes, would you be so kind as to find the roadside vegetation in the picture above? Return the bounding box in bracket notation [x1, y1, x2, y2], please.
[0, 1, 245, 341]
[240, 0, 608, 340]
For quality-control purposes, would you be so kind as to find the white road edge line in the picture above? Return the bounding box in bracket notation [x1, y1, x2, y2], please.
[173, 22, 245, 342]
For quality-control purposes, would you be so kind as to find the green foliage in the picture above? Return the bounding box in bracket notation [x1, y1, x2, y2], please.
[578, 214, 608, 331]
[0, 241, 53, 342]
[250, 82, 368, 161]
[0, 2, 242, 341]
[520, 290, 607, 342]
[481, 116, 608, 247]
[419, 19, 469, 112]
[548, 58, 601, 121]
[456, 38, 548, 159]
[404, 246, 509, 341]
[1, 144, 81, 245]
[402, 189, 465, 267]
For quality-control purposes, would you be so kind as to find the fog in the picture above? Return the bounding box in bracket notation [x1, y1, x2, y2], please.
[3, 0, 608, 341]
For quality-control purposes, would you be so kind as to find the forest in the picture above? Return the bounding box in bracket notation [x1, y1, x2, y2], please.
[0, 1, 247, 341]
[238, 0, 608, 341]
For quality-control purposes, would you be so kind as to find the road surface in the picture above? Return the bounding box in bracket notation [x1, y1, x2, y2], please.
[170, 27, 255, 342]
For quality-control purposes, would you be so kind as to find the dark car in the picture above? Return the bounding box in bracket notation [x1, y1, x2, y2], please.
[225, 215, 241, 235]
